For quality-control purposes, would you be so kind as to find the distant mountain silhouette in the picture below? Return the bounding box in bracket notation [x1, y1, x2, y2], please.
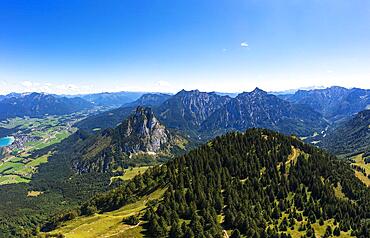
[0, 92, 93, 119]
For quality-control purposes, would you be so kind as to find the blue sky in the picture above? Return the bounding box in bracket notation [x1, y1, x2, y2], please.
[0, 0, 369, 94]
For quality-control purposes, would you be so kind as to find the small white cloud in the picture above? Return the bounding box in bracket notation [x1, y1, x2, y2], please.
[222, 48, 227, 52]
[327, 70, 334, 74]
[241, 42, 249, 48]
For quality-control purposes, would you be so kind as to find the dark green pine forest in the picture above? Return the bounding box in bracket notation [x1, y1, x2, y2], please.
[44, 129, 370, 238]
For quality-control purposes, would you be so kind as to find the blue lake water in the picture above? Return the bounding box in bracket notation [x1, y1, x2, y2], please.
[0, 136, 15, 147]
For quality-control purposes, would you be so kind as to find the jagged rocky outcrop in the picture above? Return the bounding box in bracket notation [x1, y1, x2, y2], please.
[72, 107, 187, 173]
[157, 89, 232, 130]
[115, 107, 170, 153]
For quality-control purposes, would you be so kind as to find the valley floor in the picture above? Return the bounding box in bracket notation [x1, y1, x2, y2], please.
[0, 113, 89, 185]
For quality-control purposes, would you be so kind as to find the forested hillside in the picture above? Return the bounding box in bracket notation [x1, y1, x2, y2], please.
[45, 129, 370, 238]
[321, 110, 370, 156]
[0, 131, 112, 237]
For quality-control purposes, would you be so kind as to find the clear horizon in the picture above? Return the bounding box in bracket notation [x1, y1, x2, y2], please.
[1, 0, 370, 94]
[1, 85, 366, 97]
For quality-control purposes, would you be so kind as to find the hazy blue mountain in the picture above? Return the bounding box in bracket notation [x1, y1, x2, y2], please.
[75, 106, 136, 132]
[123, 93, 172, 108]
[0, 92, 93, 120]
[212, 91, 239, 98]
[0, 92, 32, 101]
[76, 93, 172, 132]
[81, 91, 144, 107]
[281, 86, 370, 122]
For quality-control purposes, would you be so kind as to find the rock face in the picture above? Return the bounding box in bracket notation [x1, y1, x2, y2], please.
[282, 86, 370, 122]
[73, 106, 185, 173]
[157, 90, 232, 130]
[115, 107, 170, 153]
[201, 88, 328, 137]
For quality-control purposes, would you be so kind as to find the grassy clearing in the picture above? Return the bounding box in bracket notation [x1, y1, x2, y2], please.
[111, 166, 151, 184]
[333, 183, 348, 200]
[25, 153, 49, 167]
[0, 161, 24, 173]
[27, 129, 72, 151]
[351, 154, 370, 186]
[0, 174, 29, 185]
[278, 146, 301, 174]
[27, 191, 44, 197]
[0, 153, 51, 184]
[47, 188, 166, 238]
[275, 212, 352, 238]
[121, 166, 151, 180]
[287, 147, 300, 162]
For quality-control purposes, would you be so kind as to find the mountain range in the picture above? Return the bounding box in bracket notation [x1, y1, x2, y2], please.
[1, 86, 370, 237]
[79, 91, 145, 107]
[75, 93, 172, 131]
[200, 88, 327, 137]
[281, 86, 370, 122]
[0, 92, 94, 120]
[77, 88, 330, 140]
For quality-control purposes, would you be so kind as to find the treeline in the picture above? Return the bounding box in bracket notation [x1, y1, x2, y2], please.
[44, 129, 370, 237]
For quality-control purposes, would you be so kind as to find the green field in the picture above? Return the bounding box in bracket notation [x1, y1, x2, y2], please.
[351, 153, 370, 186]
[0, 115, 83, 185]
[110, 166, 151, 184]
[0, 153, 51, 185]
[46, 188, 166, 238]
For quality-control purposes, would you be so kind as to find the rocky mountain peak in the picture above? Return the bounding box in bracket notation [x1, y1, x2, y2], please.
[250, 87, 267, 95]
[237, 87, 269, 99]
[119, 106, 169, 152]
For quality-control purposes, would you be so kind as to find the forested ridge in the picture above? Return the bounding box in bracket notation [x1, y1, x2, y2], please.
[44, 129, 370, 237]
[321, 110, 370, 156]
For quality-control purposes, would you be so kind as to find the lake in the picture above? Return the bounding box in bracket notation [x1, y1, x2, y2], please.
[0, 136, 15, 147]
